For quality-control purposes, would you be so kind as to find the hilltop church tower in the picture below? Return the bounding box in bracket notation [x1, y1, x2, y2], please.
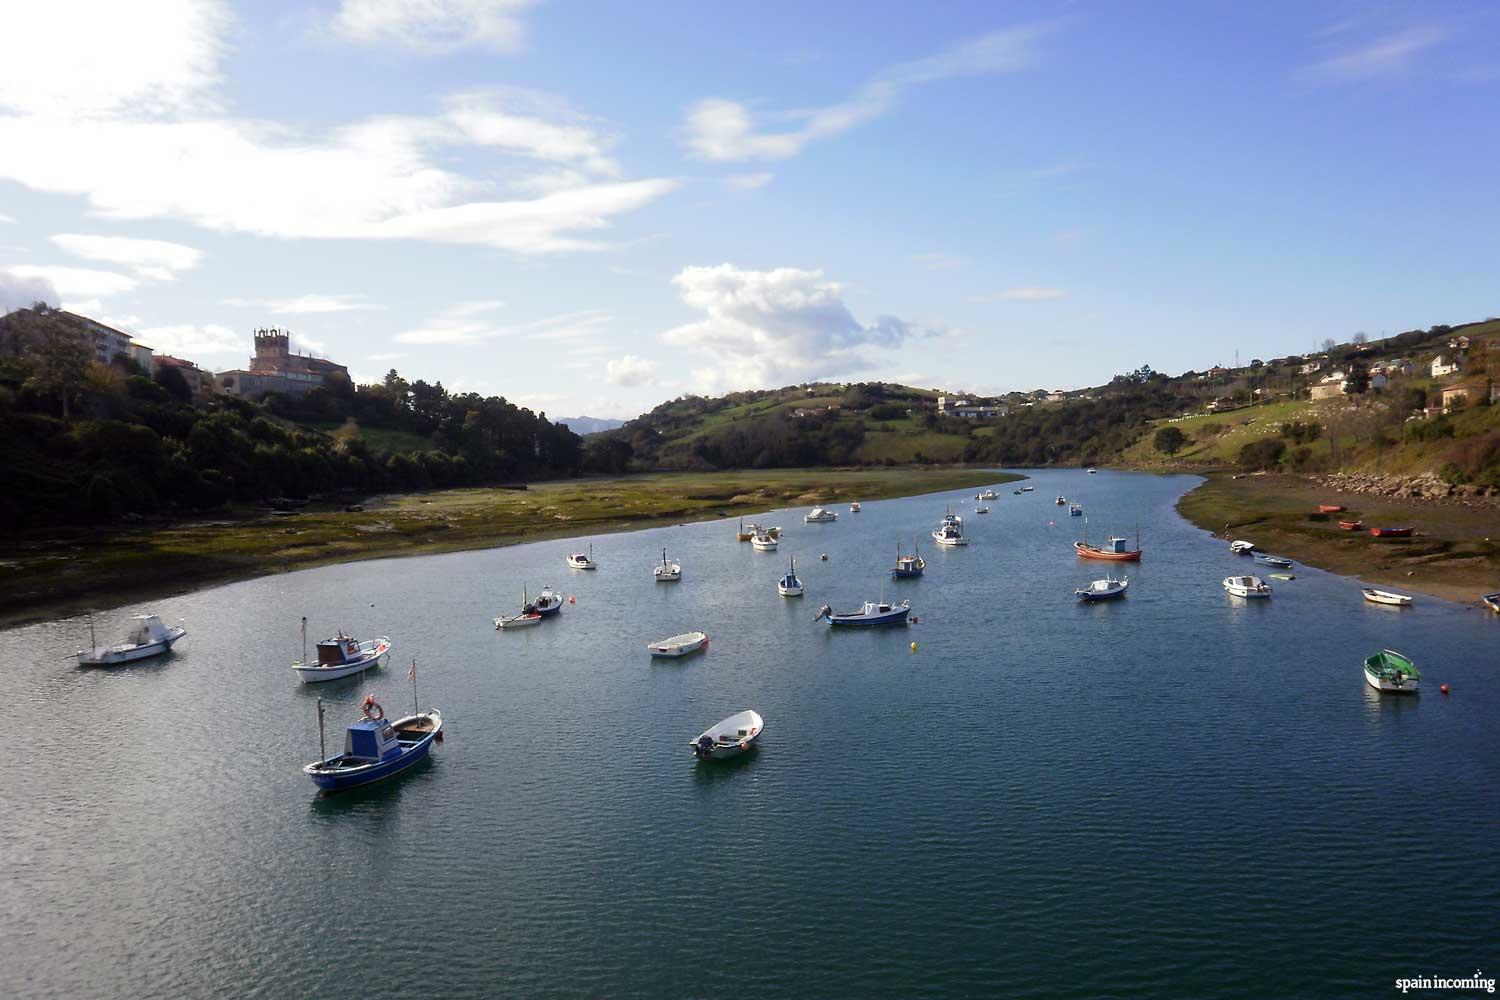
[250, 328, 292, 373]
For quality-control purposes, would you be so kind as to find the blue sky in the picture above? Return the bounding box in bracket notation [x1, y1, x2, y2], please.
[1, 1, 1496, 418]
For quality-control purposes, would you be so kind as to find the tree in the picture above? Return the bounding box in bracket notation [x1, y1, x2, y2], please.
[1153, 426, 1187, 456]
[154, 364, 193, 403]
[1352, 331, 1368, 346]
[23, 311, 92, 418]
[1238, 438, 1286, 471]
[1320, 337, 1337, 353]
[1345, 362, 1370, 395]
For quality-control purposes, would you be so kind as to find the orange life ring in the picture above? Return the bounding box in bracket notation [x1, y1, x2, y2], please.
[361, 696, 384, 721]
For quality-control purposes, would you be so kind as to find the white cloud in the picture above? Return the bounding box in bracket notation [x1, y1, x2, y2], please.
[292, 332, 328, 354]
[331, 0, 535, 53]
[0, 213, 14, 224]
[368, 351, 407, 361]
[605, 354, 657, 386]
[0, 270, 60, 311]
[911, 251, 961, 271]
[50, 233, 203, 280]
[1302, 25, 1449, 81]
[2, 264, 137, 298]
[969, 286, 1066, 303]
[0, 12, 674, 256]
[662, 264, 937, 392]
[683, 24, 1052, 162]
[725, 172, 773, 191]
[224, 293, 383, 314]
[138, 322, 242, 358]
[392, 301, 600, 345]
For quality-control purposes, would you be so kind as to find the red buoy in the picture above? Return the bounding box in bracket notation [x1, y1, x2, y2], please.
[568, 595, 577, 604]
[1440, 683, 1450, 694]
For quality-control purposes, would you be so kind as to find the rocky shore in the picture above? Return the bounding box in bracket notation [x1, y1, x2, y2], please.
[1318, 471, 1499, 507]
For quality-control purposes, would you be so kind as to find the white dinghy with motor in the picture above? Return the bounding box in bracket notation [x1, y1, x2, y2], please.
[655, 548, 682, 582]
[1362, 588, 1413, 607]
[690, 709, 763, 760]
[1223, 575, 1272, 599]
[648, 631, 709, 658]
[751, 531, 779, 551]
[78, 614, 186, 666]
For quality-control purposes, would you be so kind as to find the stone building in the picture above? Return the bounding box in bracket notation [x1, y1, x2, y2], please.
[216, 328, 348, 400]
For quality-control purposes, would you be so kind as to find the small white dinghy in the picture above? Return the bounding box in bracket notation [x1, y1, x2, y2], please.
[655, 548, 682, 582]
[751, 531, 779, 551]
[648, 631, 709, 658]
[1223, 575, 1272, 598]
[1362, 588, 1413, 607]
[849, 501, 861, 513]
[1229, 540, 1256, 555]
[77, 614, 186, 666]
[566, 543, 597, 570]
[690, 709, 763, 760]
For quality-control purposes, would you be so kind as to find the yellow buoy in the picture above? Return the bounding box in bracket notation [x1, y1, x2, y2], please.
[910, 641, 918, 652]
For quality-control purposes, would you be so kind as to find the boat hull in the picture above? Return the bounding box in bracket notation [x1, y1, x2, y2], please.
[1319, 505, 1346, 513]
[566, 558, 596, 569]
[305, 712, 442, 791]
[293, 646, 390, 682]
[1364, 668, 1418, 694]
[1371, 527, 1413, 538]
[78, 628, 186, 666]
[1362, 590, 1412, 607]
[826, 610, 910, 627]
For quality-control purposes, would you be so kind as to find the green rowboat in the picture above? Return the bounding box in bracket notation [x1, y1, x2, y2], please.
[1364, 649, 1420, 694]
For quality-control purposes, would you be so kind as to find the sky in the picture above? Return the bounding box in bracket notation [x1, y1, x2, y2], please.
[1, 0, 1497, 419]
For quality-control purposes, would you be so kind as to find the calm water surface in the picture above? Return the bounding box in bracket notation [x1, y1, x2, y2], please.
[5, 471, 1498, 998]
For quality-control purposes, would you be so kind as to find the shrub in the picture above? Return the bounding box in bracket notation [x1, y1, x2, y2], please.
[1237, 438, 1286, 471]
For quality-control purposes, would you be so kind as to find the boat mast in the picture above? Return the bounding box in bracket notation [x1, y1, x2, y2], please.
[88, 613, 95, 653]
[410, 657, 418, 718]
[300, 615, 307, 665]
[316, 697, 326, 762]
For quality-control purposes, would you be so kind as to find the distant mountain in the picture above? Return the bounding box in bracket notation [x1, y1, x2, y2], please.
[554, 415, 625, 435]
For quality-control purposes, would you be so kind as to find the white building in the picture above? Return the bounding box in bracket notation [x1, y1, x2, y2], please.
[1431, 355, 1460, 378]
[937, 395, 1007, 419]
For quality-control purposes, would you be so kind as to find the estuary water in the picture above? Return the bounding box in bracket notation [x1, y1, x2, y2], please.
[4, 470, 1497, 999]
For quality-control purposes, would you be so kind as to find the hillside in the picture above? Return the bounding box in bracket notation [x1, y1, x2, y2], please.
[554, 415, 625, 435]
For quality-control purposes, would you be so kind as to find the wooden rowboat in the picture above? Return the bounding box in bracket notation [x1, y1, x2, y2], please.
[1362, 588, 1412, 607]
[1338, 520, 1363, 531]
[1318, 504, 1346, 513]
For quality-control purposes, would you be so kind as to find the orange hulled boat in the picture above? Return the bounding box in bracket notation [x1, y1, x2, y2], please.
[1318, 504, 1346, 513]
[1338, 520, 1364, 531]
[1074, 524, 1142, 562]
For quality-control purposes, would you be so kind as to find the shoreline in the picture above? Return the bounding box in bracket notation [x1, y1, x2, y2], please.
[1175, 472, 1500, 607]
[0, 467, 1020, 630]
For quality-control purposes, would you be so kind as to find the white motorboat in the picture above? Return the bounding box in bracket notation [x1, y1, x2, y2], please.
[1075, 576, 1128, 602]
[805, 506, 838, 523]
[1223, 575, 1272, 598]
[292, 630, 391, 682]
[655, 548, 682, 582]
[690, 710, 763, 759]
[566, 543, 597, 569]
[763, 526, 783, 538]
[932, 520, 967, 546]
[1362, 588, 1413, 607]
[648, 631, 709, 658]
[1088, 468, 1097, 474]
[979, 489, 997, 500]
[751, 531, 779, 551]
[1229, 540, 1256, 555]
[777, 557, 803, 597]
[975, 505, 990, 514]
[849, 501, 861, 513]
[77, 614, 186, 666]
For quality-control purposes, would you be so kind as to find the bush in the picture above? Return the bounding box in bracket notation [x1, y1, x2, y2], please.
[1153, 426, 1187, 456]
[1238, 438, 1286, 471]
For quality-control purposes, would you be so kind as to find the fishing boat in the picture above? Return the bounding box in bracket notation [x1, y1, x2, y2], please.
[566, 543, 597, 570]
[648, 631, 709, 658]
[77, 614, 186, 666]
[1013, 489, 1024, 495]
[1021, 486, 1035, 492]
[1075, 519, 1142, 561]
[975, 505, 990, 514]
[849, 501, 862, 513]
[805, 506, 838, 523]
[1482, 593, 1500, 613]
[292, 626, 391, 683]
[736, 518, 755, 542]
[1253, 553, 1293, 568]
[751, 531, 779, 551]
[976, 489, 997, 500]
[690, 710, 763, 760]
[1075, 576, 1128, 602]
[1223, 575, 1272, 598]
[534, 586, 564, 616]
[816, 599, 912, 627]
[1338, 520, 1364, 531]
[1229, 540, 1256, 554]
[655, 548, 682, 582]
[496, 585, 545, 629]
[1055, 496, 1067, 505]
[1069, 503, 1083, 517]
[891, 541, 925, 579]
[1364, 649, 1419, 694]
[1362, 588, 1413, 607]
[1318, 504, 1346, 513]
[303, 694, 442, 792]
[1371, 526, 1414, 538]
[778, 557, 803, 597]
[932, 520, 967, 546]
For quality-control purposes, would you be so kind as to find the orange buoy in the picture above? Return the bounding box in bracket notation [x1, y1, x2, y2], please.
[568, 595, 577, 604]
[1440, 683, 1450, 694]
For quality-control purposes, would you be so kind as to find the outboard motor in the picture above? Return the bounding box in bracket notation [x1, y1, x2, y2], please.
[815, 604, 832, 622]
[695, 735, 714, 757]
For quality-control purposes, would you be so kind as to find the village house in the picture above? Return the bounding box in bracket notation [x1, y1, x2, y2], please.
[1442, 378, 1490, 412]
[154, 355, 216, 400]
[1309, 383, 1344, 401]
[1298, 359, 1324, 375]
[1430, 354, 1460, 378]
[1382, 359, 1413, 377]
[1369, 371, 1388, 392]
[936, 395, 1007, 419]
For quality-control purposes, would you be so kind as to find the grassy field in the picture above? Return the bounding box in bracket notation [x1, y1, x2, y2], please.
[0, 466, 1020, 627]
[1120, 399, 1324, 466]
[1177, 473, 1500, 605]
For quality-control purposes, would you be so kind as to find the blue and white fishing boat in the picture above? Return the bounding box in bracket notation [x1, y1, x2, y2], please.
[534, 585, 564, 616]
[1069, 503, 1083, 517]
[1253, 552, 1293, 568]
[932, 518, 966, 546]
[891, 541, 925, 579]
[778, 557, 803, 597]
[304, 686, 442, 793]
[816, 599, 912, 627]
[1075, 575, 1128, 602]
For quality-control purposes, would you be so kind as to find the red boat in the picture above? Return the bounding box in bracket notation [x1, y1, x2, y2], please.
[1318, 504, 1346, 513]
[1338, 520, 1364, 531]
[1075, 537, 1142, 561]
[1370, 526, 1414, 538]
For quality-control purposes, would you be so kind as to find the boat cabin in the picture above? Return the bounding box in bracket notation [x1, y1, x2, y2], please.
[344, 718, 402, 762]
[126, 615, 172, 645]
[317, 634, 362, 665]
[1103, 536, 1132, 554]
